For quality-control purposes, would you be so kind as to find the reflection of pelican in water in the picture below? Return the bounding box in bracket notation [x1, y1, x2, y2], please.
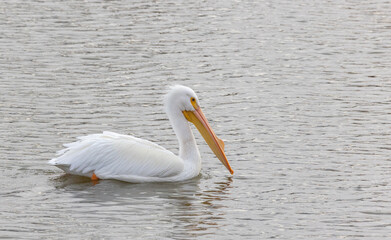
[49, 85, 233, 183]
[51, 174, 233, 238]
[168, 177, 233, 237]
[51, 174, 232, 203]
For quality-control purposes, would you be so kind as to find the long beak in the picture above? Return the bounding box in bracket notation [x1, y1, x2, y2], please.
[183, 108, 234, 175]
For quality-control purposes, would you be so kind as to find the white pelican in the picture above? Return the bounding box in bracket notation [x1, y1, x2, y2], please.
[49, 85, 233, 182]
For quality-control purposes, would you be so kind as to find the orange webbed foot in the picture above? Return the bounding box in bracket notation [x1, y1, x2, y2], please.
[91, 173, 99, 181]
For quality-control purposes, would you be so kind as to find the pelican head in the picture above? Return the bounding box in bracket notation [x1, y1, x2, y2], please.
[164, 85, 234, 175]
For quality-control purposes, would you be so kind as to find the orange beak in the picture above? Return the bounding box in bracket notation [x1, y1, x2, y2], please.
[183, 107, 234, 175]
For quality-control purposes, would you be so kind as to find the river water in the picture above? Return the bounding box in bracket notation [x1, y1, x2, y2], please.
[1, 0, 391, 239]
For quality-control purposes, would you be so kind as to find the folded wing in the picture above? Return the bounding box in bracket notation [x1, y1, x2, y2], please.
[49, 131, 183, 179]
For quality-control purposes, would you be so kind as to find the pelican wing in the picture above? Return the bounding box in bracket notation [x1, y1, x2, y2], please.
[49, 131, 184, 179]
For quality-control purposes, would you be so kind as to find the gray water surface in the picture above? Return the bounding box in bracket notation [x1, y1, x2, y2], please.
[1, 0, 391, 239]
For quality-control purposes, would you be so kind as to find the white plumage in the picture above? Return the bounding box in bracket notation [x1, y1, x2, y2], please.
[49, 85, 233, 183]
[50, 131, 184, 182]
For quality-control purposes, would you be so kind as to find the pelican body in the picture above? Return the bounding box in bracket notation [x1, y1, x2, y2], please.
[49, 85, 233, 182]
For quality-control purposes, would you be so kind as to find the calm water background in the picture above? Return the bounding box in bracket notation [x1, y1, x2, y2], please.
[1, 0, 391, 239]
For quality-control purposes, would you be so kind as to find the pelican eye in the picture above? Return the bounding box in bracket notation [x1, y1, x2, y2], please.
[190, 97, 198, 109]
